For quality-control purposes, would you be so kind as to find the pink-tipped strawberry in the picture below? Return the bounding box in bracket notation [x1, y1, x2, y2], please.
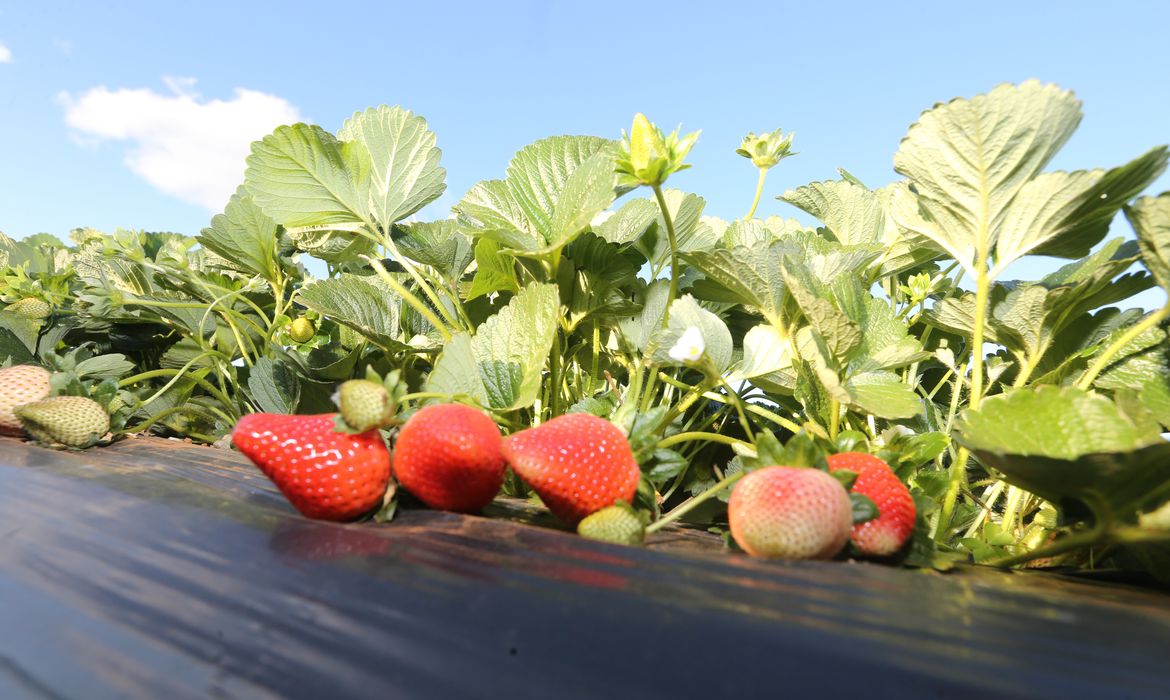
[827, 452, 916, 557]
[728, 466, 852, 560]
[392, 403, 506, 513]
[232, 413, 391, 521]
[0, 364, 52, 436]
[502, 413, 640, 525]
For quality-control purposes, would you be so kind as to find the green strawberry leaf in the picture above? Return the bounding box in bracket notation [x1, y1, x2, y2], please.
[248, 356, 301, 414]
[456, 136, 616, 256]
[427, 282, 559, 411]
[646, 448, 689, 481]
[1125, 191, 1170, 292]
[199, 187, 281, 284]
[593, 198, 659, 246]
[851, 492, 879, 524]
[73, 354, 135, 380]
[466, 239, 520, 301]
[337, 106, 447, 230]
[245, 123, 369, 229]
[731, 323, 794, 394]
[956, 386, 1170, 523]
[391, 220, 474, 283]
[636, 190, 710, 269]
[891, 81, 1082, 278]
[297, 275, 406, 352]
[844, 371, 922, 419]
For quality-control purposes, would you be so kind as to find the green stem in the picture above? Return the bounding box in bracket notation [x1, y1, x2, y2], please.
[367, 257, 453, 342]
[656, 374, 718, 431]
[120, 366, 237, 417]
[657, 431, 752, 451]
[934, 360, 969, 542]
[1076, 302, 1170, 390]
[969, 264, 991, 411]
[127, 405, 228, 437]
[399, 391, 455, 404]
[963, 479, 1006, 539]
[986, 523, 1108, 568]
[745, 168, 767, 220]
[651, 184, 681, 327]
[828, 399, 841, 441]
[639, 369, 659, 413]
[1000, 485, 1026, 537]
[656, 372, 803, 435]
[590, 320, 601, 382]
[549, 331, 564, 418]
[646, 469, 746, 534]
[718, 376, 756, 442]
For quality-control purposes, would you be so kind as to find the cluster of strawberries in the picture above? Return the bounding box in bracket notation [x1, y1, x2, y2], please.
[232, 381, 640, 528]
[231, 378, 916, 561]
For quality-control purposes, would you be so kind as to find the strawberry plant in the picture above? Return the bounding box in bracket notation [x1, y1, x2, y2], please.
[3, 81, 1170, 579]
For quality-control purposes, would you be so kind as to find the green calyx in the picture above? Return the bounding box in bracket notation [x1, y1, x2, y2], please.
[616, 113, 700, 188]
[736, 128, 796, 170]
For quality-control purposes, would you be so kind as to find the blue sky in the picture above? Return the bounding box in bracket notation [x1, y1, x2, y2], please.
[2, 1, 1168, 302]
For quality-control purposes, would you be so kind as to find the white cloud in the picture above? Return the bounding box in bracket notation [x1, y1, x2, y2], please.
[0, 42, 11, 63]
[59, 77, 301, 211]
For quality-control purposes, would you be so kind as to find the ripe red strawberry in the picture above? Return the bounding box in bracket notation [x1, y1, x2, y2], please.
[232, 413, 391, 521]
[728, 466, 853, 560]
[0, 364, 52, 436]
[827, 452, 916, 557]
[392, 403, 505, 513]
[502, 413, 640, 525]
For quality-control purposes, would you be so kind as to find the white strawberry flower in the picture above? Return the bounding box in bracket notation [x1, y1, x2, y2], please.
[669, 326, 705, 363]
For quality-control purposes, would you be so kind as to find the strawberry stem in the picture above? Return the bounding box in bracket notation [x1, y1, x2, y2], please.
[645, 469, 745, 534]
[652, 184, 680, 328]
[657, 431, 752, 451]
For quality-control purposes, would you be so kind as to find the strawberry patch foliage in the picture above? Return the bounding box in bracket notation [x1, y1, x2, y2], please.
[4, 82, 1170, 577]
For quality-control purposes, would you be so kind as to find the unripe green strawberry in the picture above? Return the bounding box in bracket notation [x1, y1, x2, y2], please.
[728, 466, 852, 560]
[288, 317, 315, 343]
[0, 364, 52, 436]
[578, 503, 645, 546]
[7, 298, 51, 320]
[16, 395, 110, 448]
[827, 452, 916, 557]
[336, 379, 395, 432]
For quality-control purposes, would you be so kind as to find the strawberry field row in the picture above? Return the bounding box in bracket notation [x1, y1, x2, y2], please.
[2, 81, 1169, 580]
